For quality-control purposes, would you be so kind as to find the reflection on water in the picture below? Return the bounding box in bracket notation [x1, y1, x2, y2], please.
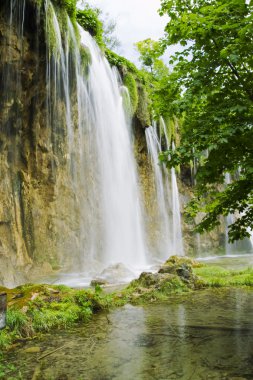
[4, 289, 253, 380]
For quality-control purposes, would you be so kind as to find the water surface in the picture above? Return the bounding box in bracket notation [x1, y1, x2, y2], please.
[4, 288, 253, 379]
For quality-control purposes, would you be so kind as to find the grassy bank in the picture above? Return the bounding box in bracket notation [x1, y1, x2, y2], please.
[0, 256, 253, 352]
[193, 265, 253, 287]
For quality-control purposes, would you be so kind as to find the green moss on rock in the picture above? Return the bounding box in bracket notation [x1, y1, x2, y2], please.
[52, 0, 77, 20]
[80, 45, 91, 73]
[136, 84, 151, 127]
[105, 49, 139, 75]
[123, 73, 138, 116]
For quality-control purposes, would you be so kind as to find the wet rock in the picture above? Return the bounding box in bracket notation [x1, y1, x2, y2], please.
[129, 256, 200, 299]
[137, 272, 158, 287]
[158, 256, 199, 286]
[96, 263, 135, 284]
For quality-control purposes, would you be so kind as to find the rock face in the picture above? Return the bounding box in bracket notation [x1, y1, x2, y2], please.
[0, 0, 83, 286]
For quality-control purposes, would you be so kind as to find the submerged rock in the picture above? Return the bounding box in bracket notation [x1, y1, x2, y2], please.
[90, 279, 108, 287]
[95, 263, 136, 284]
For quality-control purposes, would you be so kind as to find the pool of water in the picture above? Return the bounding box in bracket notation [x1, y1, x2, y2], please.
[197, 253, 253, 270]
[3, 288, 253, 380]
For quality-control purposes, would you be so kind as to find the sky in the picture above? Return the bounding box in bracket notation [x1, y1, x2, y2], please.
[86, 0, 169, 65]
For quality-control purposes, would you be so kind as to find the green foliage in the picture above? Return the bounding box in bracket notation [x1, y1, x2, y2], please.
[158, 0, 253, 241]
[31, 304, 86, 331]
[6, 309, 29, 335]
[123, 73, 139, 115]
[135, 39, 164, 72]
[135, 38, 177, 122]
[77, 7, 104, 47]
[0, 331, 12, 350]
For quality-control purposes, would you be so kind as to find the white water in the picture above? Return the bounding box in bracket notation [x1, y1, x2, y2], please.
[225, 173, 253, 255]
[45, 2, 147, 283]
[145, 119, 184, 259]
[79, 29, 146, 269]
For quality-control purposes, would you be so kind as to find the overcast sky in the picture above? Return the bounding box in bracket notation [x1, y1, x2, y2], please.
[86, 0, 168, 65]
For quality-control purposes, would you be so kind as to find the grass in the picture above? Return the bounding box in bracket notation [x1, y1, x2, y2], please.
[193, 266, 253, 287]
[0, 285, 109, 351]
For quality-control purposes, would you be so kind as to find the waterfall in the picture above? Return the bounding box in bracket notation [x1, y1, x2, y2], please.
[145, 119, 184, 259]
[79, 29, 147, 269]
[44, 2, 146, 281]
[225, 173, 253, 255]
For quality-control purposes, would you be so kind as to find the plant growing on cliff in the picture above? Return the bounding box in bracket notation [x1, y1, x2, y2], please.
[53, 0, 77, 19]
[77, 6, 104, 47]
[158, 0, 253, 242]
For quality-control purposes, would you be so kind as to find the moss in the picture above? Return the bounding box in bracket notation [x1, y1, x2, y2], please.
[136, 84, 151, 127]
[45, 1, 63, 56]
[105, 49, 139, 76]
[52, 0, 77, 20]
[80, 45, 91, 74]
[163, 255, 203, 268]
[123, 73, 138, 116]
[45, 0, 79, 57]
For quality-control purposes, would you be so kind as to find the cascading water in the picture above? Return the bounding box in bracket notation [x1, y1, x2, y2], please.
[145, 119, 184, 259]
[145, 123, 172, 260]
[225, 173, 253, 255]
[170, 143, 184, 256]
[78, 29, 147, 270]
[44, 1, 147, 283]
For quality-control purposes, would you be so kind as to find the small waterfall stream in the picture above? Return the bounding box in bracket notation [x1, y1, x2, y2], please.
[145, 119, 184, 259]
[225, 173, 253, 255]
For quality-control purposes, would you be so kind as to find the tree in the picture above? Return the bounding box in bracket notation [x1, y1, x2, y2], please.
[158, 0, 253, 242]
[135, 38, 164, 72]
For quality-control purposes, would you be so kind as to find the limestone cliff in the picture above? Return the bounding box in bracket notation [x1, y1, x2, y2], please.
[0, 0, 83, 286]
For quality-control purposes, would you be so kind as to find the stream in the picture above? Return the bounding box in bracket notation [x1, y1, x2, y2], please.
[3, 288, 253, 380]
